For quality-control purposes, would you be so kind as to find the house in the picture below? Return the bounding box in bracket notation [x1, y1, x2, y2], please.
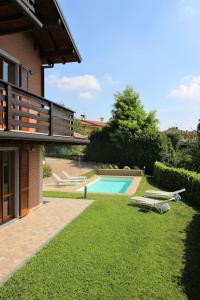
[163, 127, 196, 147]
[0, 0, 88, 224]
[80, 115, 107, 135]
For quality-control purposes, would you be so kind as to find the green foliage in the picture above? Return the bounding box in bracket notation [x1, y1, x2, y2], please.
[1, 177, 198, 299]
[86, 127, 117, 163]
[190, 139, 200, 172]
[82, 170, 96, 179]
[159, 133, 174, 165]
[165, 131, 181, 149]
[45, 145, 82, 158]
[43, 163, 52, 178]
[109, 86, 159, 142]
[154, 162, 200, 205]
[197, 119, 200, 134]
[45, 119, 87, 158]
[123, 166, 130, 170]
[73, 119, 87, 136]
[86, 86, 162, 174]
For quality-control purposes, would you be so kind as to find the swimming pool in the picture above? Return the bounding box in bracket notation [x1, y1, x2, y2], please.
[82, 176, 133, 194]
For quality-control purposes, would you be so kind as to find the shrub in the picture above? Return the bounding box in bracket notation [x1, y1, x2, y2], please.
[43, 164, 52, 178]
[123, 166, 130, 170]
[154, 162, 200, 205]
[112, 164, 118, 169]
[108, 164, 114, 169]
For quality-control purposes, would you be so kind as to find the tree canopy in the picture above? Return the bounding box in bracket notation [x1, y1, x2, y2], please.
[86, 86, 164, 173]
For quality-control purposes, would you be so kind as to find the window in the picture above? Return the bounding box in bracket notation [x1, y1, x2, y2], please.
[0, 56, 16, 84]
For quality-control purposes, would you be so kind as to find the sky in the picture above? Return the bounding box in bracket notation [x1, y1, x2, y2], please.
[45, 0, 200, 130]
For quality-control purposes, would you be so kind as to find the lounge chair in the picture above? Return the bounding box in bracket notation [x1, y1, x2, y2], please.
[144, 189, 185, 201]
[129, 196, 174, 214]
[52, 173, 79, 186]
[62, 171, 86, 182]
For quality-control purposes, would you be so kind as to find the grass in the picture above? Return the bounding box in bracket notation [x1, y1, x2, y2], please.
[82, 169, 96, 179]
[0, 176, 200, 299]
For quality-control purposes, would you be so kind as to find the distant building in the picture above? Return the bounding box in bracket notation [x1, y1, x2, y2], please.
[79, 115, 107, 134]
[162, 127, 196, 147]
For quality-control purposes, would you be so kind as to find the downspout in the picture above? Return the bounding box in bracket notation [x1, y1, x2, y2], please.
[41, 64, 54, 97]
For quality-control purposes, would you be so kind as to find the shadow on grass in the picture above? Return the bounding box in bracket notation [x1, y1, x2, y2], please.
[182, 213, 200, 300]
[146, 176, 200, 212]
[146, 176, 166, 190]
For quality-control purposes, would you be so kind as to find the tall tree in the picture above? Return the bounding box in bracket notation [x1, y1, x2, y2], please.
[86, 86, 163, 173]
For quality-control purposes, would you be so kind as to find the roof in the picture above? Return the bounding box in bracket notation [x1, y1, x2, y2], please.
[73, 132, 88, 140]
[80, 120, 107, 127]
[162, 127, 196, 137]
[0, 0, 81, 64]
[34, 0, 82, 64]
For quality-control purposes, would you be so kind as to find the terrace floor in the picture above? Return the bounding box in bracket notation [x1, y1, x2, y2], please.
[0, 198, 93, 285]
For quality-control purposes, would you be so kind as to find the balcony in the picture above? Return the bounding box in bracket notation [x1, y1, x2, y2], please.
[0, 79, 88, 144]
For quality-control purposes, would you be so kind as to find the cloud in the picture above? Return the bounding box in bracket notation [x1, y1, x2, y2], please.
[46, 73, 101, 90]
[169, 75, 200, 102]
[79, 92, 94, 100]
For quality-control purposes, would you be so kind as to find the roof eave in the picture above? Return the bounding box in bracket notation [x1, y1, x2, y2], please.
[53, 0, 82, 63]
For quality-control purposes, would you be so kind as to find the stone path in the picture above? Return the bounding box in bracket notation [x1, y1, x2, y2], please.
[0, 198, 93, 285]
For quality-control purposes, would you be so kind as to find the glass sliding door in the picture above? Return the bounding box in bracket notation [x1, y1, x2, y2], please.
[0, 152, 15, 224]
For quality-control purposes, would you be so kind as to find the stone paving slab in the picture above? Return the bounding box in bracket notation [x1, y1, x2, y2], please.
[0, 198, 93, 285]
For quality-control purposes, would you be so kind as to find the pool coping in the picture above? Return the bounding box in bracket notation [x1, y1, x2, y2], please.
[78, 175, 142, 195]
[43, 175, 142, 195]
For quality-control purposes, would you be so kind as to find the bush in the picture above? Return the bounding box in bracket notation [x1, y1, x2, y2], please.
[112, 164, 118, 169]
[43, 164, 52, 178]
[123, 166, 130, 170]
[154, 162, 200, 205]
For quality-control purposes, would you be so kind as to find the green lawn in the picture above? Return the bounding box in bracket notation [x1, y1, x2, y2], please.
[0, 177, 200, 299]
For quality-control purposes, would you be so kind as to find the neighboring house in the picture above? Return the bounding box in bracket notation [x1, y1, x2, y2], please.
[163, 127, 196, 147]
[0, 0, 88, 224]
[80, 115, 107, 135]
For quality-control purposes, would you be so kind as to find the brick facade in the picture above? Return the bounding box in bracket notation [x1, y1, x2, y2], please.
[0, 33, 43, 211]
[0, 32, 42, 96]
[28, 145, 43, 210]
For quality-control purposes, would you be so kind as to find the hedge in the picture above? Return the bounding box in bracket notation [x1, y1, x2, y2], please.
[154, 162, 200, 205]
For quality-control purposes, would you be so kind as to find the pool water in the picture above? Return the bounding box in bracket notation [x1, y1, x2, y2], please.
[83, 176, 133, 194]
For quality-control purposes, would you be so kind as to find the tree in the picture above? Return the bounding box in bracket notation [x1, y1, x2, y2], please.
[45, 119, 87, 158]
[197, 119, 200, 134]
[189, 119, 200, 172]
[165, 131, 181, 150]
[86, 86, 163, 173]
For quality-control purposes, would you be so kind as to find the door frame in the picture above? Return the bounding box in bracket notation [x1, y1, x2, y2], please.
[19, 149, 29, 217]
[0, 147, 19, 223]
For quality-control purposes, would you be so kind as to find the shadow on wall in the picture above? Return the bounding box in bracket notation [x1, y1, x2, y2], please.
[182, 212, 200, 300]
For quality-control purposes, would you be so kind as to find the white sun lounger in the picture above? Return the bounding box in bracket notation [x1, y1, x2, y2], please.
[129, 196, 174, 214]
[144, 189, 185, 201]
[52, 173, 79, 186]
[62, 171, 86, 182]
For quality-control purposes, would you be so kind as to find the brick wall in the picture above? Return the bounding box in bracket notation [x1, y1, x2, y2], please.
[28, 145, 42, 209]
[0, 32, 42, 96]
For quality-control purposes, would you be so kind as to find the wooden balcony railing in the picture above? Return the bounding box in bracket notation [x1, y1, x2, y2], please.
[0, 79, 74, 138]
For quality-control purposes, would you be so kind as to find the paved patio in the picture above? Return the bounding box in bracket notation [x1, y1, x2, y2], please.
[0, 198, 93, 285]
